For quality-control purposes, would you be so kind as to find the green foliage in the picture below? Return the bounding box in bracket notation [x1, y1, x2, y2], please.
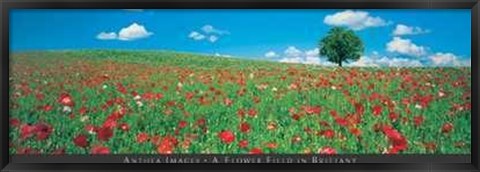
[319, 27, 364, 67]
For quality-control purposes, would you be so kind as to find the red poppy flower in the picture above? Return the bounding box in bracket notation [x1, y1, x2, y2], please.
[418, 95, 433, 108]
[58, 93, 74, 107]
[237, 109, 246, 118]
[196, 118, 206, 126]
[329, 110, 338, 117]
[178, 120, 188, 129]
[218, 130, 235, 144]
[369, 92, 382, 101]
[224, 98, 233, 106]
[238, 140, 248, 148]
[249, 148, 263, 154]
[248, 109, 257, 117]
[142, 92, 155, 100]
[372, 105, 382, 116]
[304, 106, 321, 115]
[389, 112, 399, 122]
[42, 105, 53, 112]
[240, 122, 251, 133]
[318, 146, 337, 155]
[97, 127, 113, 141]
[118, 123, 130, 132]
[155, 93, 164, 100]
[34, 123, 53, 141]
[382, 125, 408, 152]
[266, 142, 278, 149]
[91, 146, 110, 154]
[79, 107, 88, 115]
[136, 132, 149, 143]
[354, 103, 365, 115]
[322, 129, 335, 139]
[185, 92, 195, 100]
[35, 93, 45, 101]
[10, 118, 20, 127]
[291, 114, 301, 121]
[20, 124, 36, 139]
[335, 117, 348, 127]
[349, 127, 362, 137]
[102, 118, 117, 129]
[73, 134, 89, 148]
[413, 116, 424, 126]
[382, 125, 403, 141]
[116, 83, 127, 94]
[157, 136, 177, 154]
[441, 122, 454, 133]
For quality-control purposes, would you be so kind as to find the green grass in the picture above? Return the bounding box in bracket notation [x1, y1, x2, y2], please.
[9, 50, 471, 155]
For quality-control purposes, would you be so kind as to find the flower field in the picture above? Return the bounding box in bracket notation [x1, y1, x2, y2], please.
[9, 50, 471, 155]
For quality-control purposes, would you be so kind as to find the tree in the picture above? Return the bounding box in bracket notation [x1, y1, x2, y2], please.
[319, 27, 364, 67]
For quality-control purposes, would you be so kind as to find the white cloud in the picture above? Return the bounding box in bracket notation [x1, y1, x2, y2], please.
[273, 47, 426, 67]
[346, 56, 423, 67]
[96, 32, 117, 40]
[305, 48, 319, 58]
[201, 25, 229, 35]
[117, 23, 153, 41]
[214, 53, 232, 58]
[264, 51, 279, 58]
[189, 31, 206, 41]
[275, 46, 335, 66]
[393, 24, 430, 36]
[324, 10, 390, 31]
[428, 53, 470, 66]
[96, 23, 152, 41]
[345, 56, 380, 67]
[189, 24, 228, 43]
[378, 57, 423, 67]
[208, 35, 219, 43]
[284, 46, 303, 58]
[386, 37, 426, 57]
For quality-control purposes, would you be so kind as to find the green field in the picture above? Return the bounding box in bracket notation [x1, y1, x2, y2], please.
[9, 50, 471, 155]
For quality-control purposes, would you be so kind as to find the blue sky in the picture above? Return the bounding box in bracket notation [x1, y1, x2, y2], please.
[10, 9, 471, 67]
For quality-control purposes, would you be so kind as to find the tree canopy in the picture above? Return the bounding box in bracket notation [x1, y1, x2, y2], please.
[319, 27, 364, 67]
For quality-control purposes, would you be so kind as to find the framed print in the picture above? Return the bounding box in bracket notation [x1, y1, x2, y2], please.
[1, 0, 479, 171]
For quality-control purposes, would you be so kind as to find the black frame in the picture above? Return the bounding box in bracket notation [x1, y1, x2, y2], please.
[1, 0, 479, 171]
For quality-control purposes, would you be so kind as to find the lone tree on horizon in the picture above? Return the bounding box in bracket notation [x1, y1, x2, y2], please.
[319, 27, 364, 67]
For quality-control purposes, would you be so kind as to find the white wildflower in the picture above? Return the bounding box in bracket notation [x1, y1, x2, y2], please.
[63, 106, 72, 113]
[80, 116, 89, 122]
[136, 101, 143, 107]
[415, 104, 423, 109]
[438, 91, 446, 97]
[272, 87, 278, 92]
[134, 95, 141, 100]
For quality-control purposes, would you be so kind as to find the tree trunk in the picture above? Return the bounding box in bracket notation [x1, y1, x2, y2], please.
[339, 60, 342, 67]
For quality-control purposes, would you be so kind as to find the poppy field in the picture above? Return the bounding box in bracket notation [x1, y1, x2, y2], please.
[9, 50, 471, 155]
